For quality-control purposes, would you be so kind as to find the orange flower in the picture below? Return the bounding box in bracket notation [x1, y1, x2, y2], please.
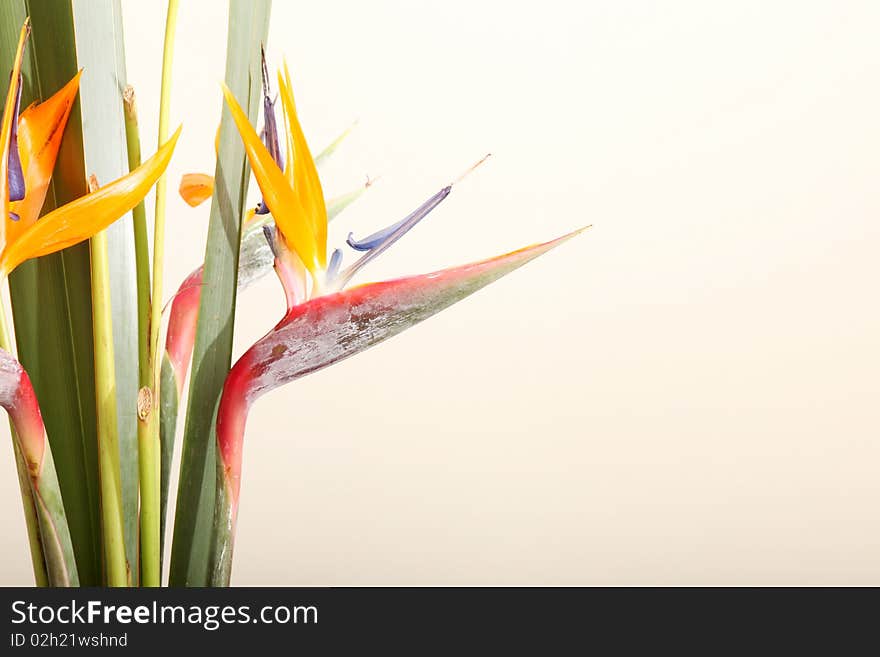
[0, 18, 181, 277]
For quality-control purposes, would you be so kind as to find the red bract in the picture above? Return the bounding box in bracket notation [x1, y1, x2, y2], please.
[208, 228, 584, 582]
[164, 266, 203, 396]
[0, 348, 78, 585]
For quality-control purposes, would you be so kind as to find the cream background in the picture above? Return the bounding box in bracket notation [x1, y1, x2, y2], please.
[2, 0, 879, 585]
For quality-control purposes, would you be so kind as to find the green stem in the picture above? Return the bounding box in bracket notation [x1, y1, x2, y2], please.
[89, 227, 128, 587]
[137, 402, 159, 587]
[151, 1, 180, 360]
[139, 0, 180, 588]
[123, 86, 151, 391]
[0, 282, 48, 586]
[124, 85, 149, 586]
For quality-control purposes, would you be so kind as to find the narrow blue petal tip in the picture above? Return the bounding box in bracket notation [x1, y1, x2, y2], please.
[326, 248, 343, 281]
[7, 74, 25, 203]
[346, 216, 410, 251]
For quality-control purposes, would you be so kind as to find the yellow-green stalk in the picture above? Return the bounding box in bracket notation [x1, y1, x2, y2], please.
[124, 85, 150, 587]
[88, 176, 128, 587]
[123, 86, 151, 393]
[139, 0, 180, 587]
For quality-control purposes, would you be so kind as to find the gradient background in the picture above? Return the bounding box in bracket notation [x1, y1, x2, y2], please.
[2, 0, 879, 585]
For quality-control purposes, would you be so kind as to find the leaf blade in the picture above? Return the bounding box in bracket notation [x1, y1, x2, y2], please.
[169, 0, 272, 587]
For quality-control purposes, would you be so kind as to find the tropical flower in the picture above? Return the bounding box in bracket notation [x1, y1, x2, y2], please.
[206, 56, 585, 583]
[0, 19, 181, 278]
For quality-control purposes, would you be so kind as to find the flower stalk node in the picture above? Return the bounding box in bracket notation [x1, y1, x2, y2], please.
[137, 386, 153, 421]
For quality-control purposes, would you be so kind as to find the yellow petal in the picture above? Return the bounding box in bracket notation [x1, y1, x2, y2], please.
[277, 64, 328, 261]
[0, 19, 30, 255]
[220, 83, 323, 275]
[280, 74, 295, 191]
[179, 172, 214, 207]
[9, 70, 82, 242]
[0, 125, 182, 275]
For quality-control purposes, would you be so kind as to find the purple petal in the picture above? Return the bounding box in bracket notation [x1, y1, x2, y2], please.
[7, 73, 24, 203]
[255, 47, 284, 216]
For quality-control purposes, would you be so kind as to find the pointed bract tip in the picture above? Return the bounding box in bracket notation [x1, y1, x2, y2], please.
[168, 124, 183, 145]
[451, 153, 492, 186]
[545, 224, 591, 248]
[546, 224, 591, 244]
[260, 45, 271, 97]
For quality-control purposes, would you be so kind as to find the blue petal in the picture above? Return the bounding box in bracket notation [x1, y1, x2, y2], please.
[336, 185, 451, 288]
[326, 248, 343, 281]
[256, 47, 284, 215]
[259, 101, 284, 171]
[7, 73, 24, 203]
[346, 216, 410, 251]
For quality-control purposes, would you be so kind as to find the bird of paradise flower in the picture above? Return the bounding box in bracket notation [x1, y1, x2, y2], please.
[183, 54, 588, 584]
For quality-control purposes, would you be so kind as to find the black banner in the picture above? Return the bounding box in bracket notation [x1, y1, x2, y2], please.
[0, 587, 872, 652]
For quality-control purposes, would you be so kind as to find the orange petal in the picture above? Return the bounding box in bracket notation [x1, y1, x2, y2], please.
[179, 172, 214, 207]
[0, 126, 182, 275]
[0, 19, 30, 255]
[8, 70, 82, 242]
[220, 83, 323, 276]
[277, 64, 327, 261]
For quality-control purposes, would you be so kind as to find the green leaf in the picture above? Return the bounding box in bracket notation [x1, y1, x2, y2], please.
[159, 352, 178, 565]
[169, 0, 272, 587]
[69, 0, 140, 585]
